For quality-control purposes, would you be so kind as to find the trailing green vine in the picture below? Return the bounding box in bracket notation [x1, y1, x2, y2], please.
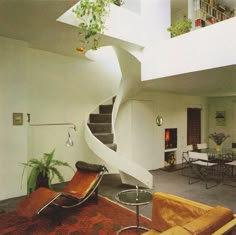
[73, 0, 124, 50]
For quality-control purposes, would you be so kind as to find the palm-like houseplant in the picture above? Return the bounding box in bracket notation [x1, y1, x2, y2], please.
[21, 149, 73, 194]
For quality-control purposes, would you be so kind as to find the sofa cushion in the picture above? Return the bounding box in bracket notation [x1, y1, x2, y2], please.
[141, 229, 161, 235]
[183, 205, 234, 235]
[152, 192, 211, 232]
[159, 225, 192, 235]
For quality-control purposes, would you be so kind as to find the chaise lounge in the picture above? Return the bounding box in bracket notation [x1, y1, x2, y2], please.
[16, 161, 108, 218]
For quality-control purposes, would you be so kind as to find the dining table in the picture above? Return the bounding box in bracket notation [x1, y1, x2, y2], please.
[197, 148, 234, 182]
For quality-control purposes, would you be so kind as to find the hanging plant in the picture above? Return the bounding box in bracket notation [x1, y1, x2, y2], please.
[113, 0, 124, 6]
[167, 18, 192, 38]
[73, 0, 124, 50]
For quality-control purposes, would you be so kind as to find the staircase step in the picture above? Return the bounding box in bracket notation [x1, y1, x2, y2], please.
[99, 104, 113, 114]
[88, 123, 111, 133]
[90, 114, 111, 123]
[106, 143, 117, 151]
[94, 133, 114, 144]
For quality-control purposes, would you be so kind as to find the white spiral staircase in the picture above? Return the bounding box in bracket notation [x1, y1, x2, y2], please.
[58, 1, 153, 189]
[85, 47, 153, 189]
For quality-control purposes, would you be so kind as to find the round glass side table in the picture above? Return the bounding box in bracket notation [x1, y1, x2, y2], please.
[115, 186, 152, 234]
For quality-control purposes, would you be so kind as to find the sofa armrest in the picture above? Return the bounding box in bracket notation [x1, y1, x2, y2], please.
[212, 217, 236, 235]
[183, 206, 234, 235]
[152, 192, 211, 232]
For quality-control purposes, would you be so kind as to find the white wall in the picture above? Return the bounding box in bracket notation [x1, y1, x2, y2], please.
[140, 0, 171, 44]
[0, 36, 120, 200]
[142, 17, 236, 81]
[0, 37, 28, 200]
[208, 96, 236, 148]
[116, 90, 208, 170]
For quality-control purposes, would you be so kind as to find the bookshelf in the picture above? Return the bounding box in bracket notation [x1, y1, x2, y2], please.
[195, 0, 234, 28]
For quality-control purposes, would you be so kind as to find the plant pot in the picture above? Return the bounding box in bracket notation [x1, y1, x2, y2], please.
[216, 144, 221, 153]
[36, 172, 49, 189]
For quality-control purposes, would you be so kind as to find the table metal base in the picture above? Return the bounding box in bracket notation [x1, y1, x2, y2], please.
[116, 225, 149, 234]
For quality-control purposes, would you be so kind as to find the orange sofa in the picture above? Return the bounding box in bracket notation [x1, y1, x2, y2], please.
[142, 192, 236, 235]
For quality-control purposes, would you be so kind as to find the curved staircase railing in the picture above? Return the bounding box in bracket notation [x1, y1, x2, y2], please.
[85, 47, 153, 189]
[85, 99, 153, 188]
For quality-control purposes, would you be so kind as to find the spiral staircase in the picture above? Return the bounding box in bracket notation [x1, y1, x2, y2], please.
[88, 98, 117, 152]
[85, 47, 153, 189]
[58, 1, 154, 189]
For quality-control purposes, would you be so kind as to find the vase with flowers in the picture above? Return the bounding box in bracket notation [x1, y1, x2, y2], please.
[208, 132, 230, 152]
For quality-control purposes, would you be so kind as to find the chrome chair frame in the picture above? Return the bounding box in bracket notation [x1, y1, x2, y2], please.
[188, 151, 219, 189]
[223, 159, 236, 187]
[181, 145, 193, 176]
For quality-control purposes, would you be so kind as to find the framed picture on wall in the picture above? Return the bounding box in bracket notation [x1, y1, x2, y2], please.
[13, 113, 23, 126]
[215, 111, 225, 126]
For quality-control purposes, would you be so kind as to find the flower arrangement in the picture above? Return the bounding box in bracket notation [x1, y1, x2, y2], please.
[208, 132, 230, 145]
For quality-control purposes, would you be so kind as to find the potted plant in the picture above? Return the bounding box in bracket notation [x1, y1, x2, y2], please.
[167, 18, 192, 38]
[208, 132, 230, 152]
[73, 0, 124, 50]
[21, 149, 74, 194]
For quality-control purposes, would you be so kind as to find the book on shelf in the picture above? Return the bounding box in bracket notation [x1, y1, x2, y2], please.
[197, 0, 234, 26]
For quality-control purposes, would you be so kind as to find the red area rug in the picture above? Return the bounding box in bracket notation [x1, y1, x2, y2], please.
[0, 196, 153, 235]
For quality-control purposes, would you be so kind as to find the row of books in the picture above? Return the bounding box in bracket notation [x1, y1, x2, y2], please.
[194, 0, 234, 28]
[200, 1, 232, 22]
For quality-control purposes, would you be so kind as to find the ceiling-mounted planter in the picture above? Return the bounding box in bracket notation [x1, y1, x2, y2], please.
[73, 0, 124, 50]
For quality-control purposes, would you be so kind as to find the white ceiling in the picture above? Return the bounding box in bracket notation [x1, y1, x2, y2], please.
[143, 64, 236, 97]
[0, 0, 235, 97]
[0, 0, 85, 58]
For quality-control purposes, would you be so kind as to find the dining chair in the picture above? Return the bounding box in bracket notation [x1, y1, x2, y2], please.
[188, 151, 219, 189]
[196, 143, 208, 151]
[232, 143, 236, 159]
[181, 145, 193, 176]
[223, 154, 236, 187]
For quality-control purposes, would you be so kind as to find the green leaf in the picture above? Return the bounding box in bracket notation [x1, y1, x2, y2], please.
[27, 166, 40, 194]
[73, 0, 114, 50]
[20, 149, 73, 194]
[44, 149, 55, 167]
[168, 19, 192, 37]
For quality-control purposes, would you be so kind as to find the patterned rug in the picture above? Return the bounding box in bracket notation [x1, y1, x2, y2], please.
[0, 196, 153, 235]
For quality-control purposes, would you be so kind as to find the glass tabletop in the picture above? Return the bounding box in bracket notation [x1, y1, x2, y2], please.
[116, 189, 152, 206]
[199, 148, 233, 157]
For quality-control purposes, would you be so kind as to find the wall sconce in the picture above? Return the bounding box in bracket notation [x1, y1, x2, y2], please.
[156, 115, 163, 126]
[65, 126, 76, 147]
[27, 113, 77, 147]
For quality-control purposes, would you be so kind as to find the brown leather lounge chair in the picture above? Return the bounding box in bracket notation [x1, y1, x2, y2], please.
[16, 161, 108, 219]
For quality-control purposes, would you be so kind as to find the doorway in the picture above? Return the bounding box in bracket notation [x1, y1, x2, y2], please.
[187, 108, 201, 149]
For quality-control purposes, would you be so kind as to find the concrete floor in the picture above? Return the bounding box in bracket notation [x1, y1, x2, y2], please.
[1, 169, 236, 219]
[99, 169, 236, 218]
